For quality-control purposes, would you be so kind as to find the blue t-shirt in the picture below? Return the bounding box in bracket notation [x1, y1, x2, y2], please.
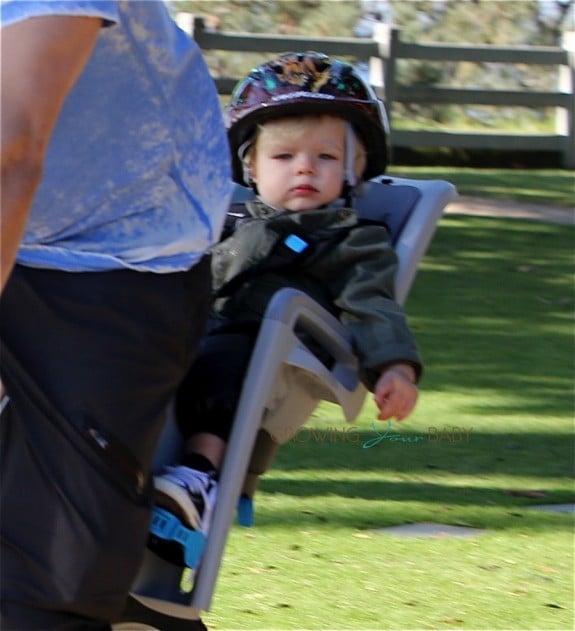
[1, 0, 232, 272]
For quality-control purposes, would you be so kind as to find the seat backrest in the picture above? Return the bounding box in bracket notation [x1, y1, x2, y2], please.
[128, 176, 457, 624]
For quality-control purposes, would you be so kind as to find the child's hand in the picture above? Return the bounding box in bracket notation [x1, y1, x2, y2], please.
[373, 364, 418, 421]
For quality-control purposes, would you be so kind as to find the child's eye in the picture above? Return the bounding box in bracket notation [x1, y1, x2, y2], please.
[272, 153, 293, 160]
[319, 153, 338, 161]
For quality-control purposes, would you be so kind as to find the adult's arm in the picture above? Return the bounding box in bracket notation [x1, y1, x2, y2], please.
[1, 15, 102, 292]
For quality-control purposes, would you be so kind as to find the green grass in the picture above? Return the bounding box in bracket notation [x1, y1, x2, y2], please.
[388, 167, 574, 208]
[203, 216, 574, 630]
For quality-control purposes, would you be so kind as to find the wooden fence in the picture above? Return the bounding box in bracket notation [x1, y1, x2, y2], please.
[179, 14, 575, 169]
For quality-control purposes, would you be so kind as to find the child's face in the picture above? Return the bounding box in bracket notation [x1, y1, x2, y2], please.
[250, 116, 361, 212]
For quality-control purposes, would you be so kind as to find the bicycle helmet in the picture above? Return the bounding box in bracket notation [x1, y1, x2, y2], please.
[225, 51, 389, 185]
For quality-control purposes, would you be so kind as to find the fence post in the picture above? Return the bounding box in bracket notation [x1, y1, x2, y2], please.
[372, 24, 399, 162]
[175, 12, 194, 35]
[372, 24, 399, 110]
[558, 31, 575, 169]
[193, 15, 208, 42]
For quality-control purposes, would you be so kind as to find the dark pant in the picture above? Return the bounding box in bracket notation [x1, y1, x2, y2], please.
[173, 319, 334, 445]
[0, 260, 211, 629]
[175, 328, 259, 443]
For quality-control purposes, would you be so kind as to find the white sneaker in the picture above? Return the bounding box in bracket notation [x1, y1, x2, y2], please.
[153, 466, 218, 536]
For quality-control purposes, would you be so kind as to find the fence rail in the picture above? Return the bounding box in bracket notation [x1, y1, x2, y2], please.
[181, 15, 575, 169]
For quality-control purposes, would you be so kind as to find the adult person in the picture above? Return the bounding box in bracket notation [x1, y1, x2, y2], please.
[0, 1, 232, 628]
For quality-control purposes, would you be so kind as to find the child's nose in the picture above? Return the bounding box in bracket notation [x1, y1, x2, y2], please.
[296, 154, 314, 174]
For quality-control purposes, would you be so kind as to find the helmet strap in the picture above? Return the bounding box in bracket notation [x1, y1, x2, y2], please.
[344, 123, 357, 189]
[238, 137, 256, 188]
[342, 123, 359, 206]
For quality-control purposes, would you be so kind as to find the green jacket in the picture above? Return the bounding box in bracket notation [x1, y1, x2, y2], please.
[210, 199, 422, 390]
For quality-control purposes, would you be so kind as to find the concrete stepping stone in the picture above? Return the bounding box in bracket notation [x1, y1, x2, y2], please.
[527, 504, 575, 514]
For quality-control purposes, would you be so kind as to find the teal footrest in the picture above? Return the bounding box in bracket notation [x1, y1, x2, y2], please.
[150, 507, 206, 569]
[237, 494, 254, 527]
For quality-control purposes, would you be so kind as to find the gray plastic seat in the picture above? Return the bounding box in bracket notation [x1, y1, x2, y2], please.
[122, 176, 457, 627]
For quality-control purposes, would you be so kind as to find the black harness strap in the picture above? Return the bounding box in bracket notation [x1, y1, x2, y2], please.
[215, 203, 388, 299]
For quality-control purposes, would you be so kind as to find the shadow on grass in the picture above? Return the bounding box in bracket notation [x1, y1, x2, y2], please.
[254, 433, 573, 532]
[404, 216, 574, 417]
[250, 494, 574, 533]
[258, 474, 573, 510]
[254, 428, 574, 531]
[270, 430, 573, 478]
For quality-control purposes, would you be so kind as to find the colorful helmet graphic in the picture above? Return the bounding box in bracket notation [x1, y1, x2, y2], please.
[225, 51, 389, 184]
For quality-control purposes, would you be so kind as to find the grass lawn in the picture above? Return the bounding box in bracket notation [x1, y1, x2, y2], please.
[203, 214, 574, 630]
[388, 167, 574, 209]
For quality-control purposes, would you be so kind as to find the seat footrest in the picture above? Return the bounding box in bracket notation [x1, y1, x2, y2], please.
[237, 494, 254, 527]
[150, 507, 206, 569]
